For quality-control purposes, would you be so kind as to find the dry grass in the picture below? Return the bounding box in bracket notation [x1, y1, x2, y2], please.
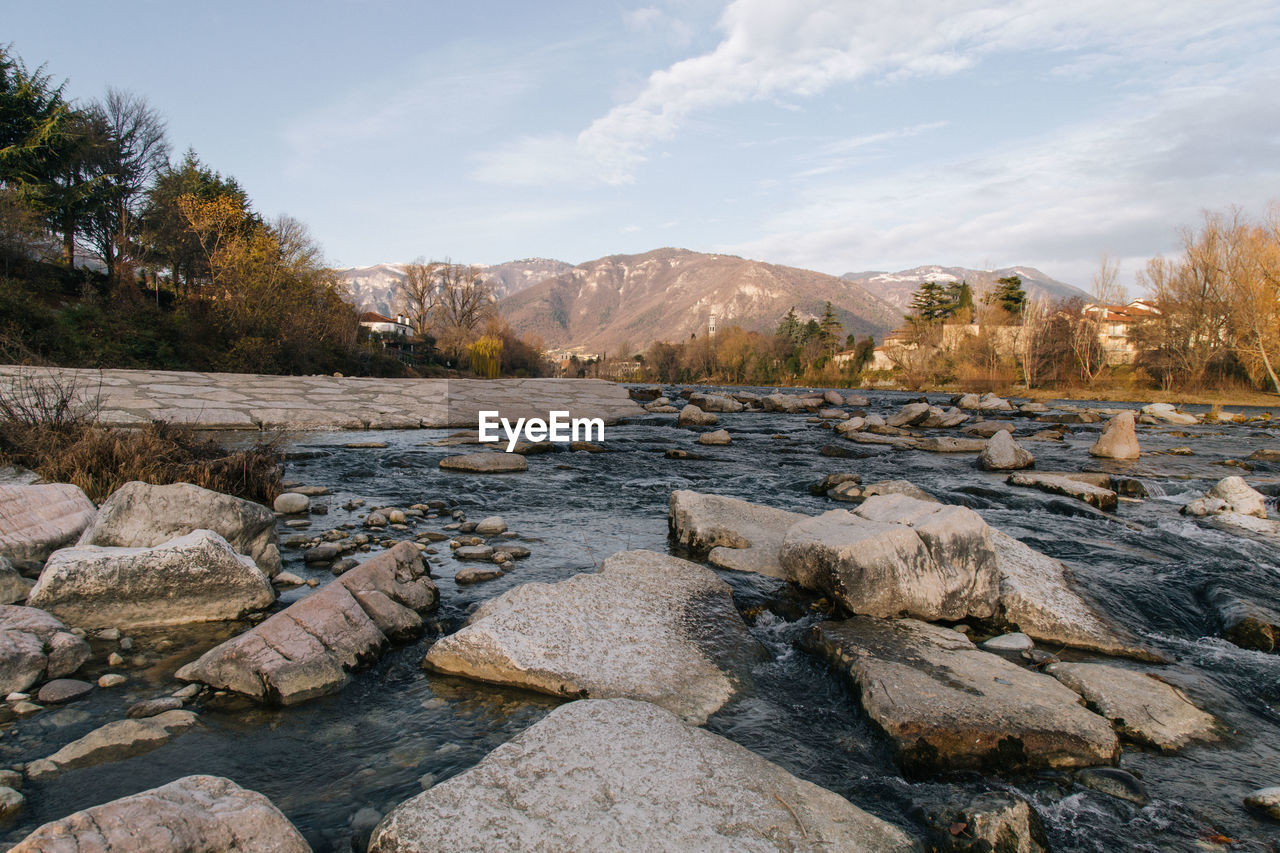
[0, 371, 281, 503]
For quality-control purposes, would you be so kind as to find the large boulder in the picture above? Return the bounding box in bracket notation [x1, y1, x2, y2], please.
[0, 605, 90, 695]
[25, 710, 199, 780]
[1047, 662, 1216, 751]
[781, 495, 1000, 622]
[918, 406, 969, 429]
[887, 401, 931, 427]
[668, 490, 806, 579]
[761, 393, 806, 413]
[176, 542, 437, 704]
[677, 404, 718, 426]
[77, 481, 280, 576]
[424, 551, 766, 724]
[0, 484, 96, 573]
[977, 430, 1034, 471]
[369, 699, 916, 853]
[806, 617, 1118, 773]
[28, 530, 275, 629]
[10, 774, 310, 852]
[687, 392, 743, 413]
[990, 530, 1153, 659]
[1089, 411, 1140, 460]
[1182, 475, 1268, 519]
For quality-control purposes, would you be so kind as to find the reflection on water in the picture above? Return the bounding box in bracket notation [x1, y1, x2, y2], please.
[3, 387, 1279, 851]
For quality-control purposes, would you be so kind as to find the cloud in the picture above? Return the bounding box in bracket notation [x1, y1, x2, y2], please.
[472, 0, 1278, 187]
[723, 72, 1280, 287]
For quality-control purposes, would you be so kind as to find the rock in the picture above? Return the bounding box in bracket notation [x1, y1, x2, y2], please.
[817, 407, 848, 420]
[761, 393, 807, 413]
[962, 420, 1017, 438]
[957, 393, 982, 409]
[916, 790, 1048, 853]
[491, 543, 530, 559]
[351, 806, 383, 852]
[474, 516, 507, 535]
[918, 406, 969, 428]
[454, 566, 504, 585]
[668, 490, 806, 580]
[981, 632, 1034, 652]
[644, 404, 679, 414]
[97, 673, 126, 688]
[1248, 448, 1280, 462]
[78, 481, 280, 576]
[9, 774, 309, 851]
[1020, 402, 1049, 413]
[369, 698, 915, 853]
[828, 479, 938, 504]
[0, 606, 90, 695]
[0, 484, 97, 574]
[1007, 473, 1118, 510]
[35, 678, 93, 704]
[27, 709, 198, 779]
[303, 543, 339, 564]
[1140, 402, 1199, 425]
[887, 401, 932, 427]
[438, 453, 528, 473]
[978, 393, 1014, 412]
[127, 696, 185, 718]
[289, 485, 330, 496]
[810, 472, 862, 495]
[677, 404, 718, 426]
[0, 555, 31, 604]
[364, 512, 388, 528]
[977, 430, 1035, 471]
[1089, 411, 1140, 460]
[176, 541, 437, 704]
[1203, 586, 1279, 653]
[687, 392, 743, 413]
[331, 558, 358, 576]
[1047, 662, 1216, 751]
[820, 389, 843, 406]
[806, 617, 1118, 773]
[0, 785, 23, 821]
[782, 495, 1000, 621]
[107, 651, 124, 666]
[454, 545, 495, 561]
[569, 441, 604, 453]
[425, 550, 767, 724]
[1075, 767, 1149, 805]
[1182, 475, 1268, 519]
[1244, 787, 1280, 819]
[696, 428, 732, 446]
[834, 416, 866, 434]
[273, 492, 310, 514]
[11, 700, 41, 715]
[990, 530, 1154, 659]
[28, 530, 275, 630]
[913, 437, 989, 453]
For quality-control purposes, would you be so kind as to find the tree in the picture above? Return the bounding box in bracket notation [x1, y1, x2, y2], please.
[909, 280, 952, 322]
[947, 280, 974, 321]
[1091, 254, 1126, 305]
[431, 261, 493, 359]
[396, 257, 440, 337]
[1064, 297, 1106, 385]
[817, 301, 843, 357]
[1226, 206, 1280, 393]
[776, 306, 802, 344]
[81, 89, 168, 284]
[986, 274, 1026, 317]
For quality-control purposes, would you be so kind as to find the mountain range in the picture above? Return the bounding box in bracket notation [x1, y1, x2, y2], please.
[339, 250, 1089, 354]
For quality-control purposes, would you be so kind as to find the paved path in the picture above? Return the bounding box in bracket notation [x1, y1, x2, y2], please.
[0, 367, 643, 431]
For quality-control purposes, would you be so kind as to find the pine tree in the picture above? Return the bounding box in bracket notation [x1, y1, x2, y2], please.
[818, 301, 843, 356]
[776, 306, 802, 343]
[987, 274, 1026, 315]
[909, 281, 952, 322]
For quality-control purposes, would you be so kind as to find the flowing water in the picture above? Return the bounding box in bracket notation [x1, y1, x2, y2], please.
[3, 388, 1280, 852]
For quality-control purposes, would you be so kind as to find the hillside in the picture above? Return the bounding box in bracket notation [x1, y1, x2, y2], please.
[497, 248, 901, 354]
[841, 265, 1089, 312]
[338, 258, 573, 316]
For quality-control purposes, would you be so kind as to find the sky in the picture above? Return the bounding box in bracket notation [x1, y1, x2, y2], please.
[8, 1, 1280, 290]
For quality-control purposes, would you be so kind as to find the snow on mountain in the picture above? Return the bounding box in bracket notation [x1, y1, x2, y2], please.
[337, 258, 574, 316]
[841, 265, 1090, 313]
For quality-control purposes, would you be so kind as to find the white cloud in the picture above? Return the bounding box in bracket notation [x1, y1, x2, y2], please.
[472, 0, 1278, 187]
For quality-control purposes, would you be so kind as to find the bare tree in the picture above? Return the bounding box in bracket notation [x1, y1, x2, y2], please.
[395, 257, 441, 336]
[1091, 254, 1126, 305]
[435, 261, 492, 332]
[1226, 205, 1280, 394]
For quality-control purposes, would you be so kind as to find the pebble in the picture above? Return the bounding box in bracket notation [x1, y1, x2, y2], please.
[5, 693, 28, 703]
[475, 516, 508, 535]
[107, 652, 125, 666]
[119, 637, 133, 651]
[273, 572, 306, 587]
[36, 680, 94, 705]
[273, 493, 311, 514]
[980, 632, 1034, 652]
[418, 773, 437, 790]
[11, 701, 41, 716]
[97, 628, 121, 641]
[97, 674, 127, 688]
[284, 520, 311, 529]
[365, 512, 388, 528]
[1075, 767, 1149, 805]
[173, 684, 201, 701]
[331, 558, 359, 576]
[1244, 787, 1280, 819]
[455, 566, 504, 585]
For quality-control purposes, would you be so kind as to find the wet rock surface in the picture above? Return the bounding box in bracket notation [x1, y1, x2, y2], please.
[369, 699, 917, 853]
[668, 490, 805, 580]
[425, 550, 766, 724]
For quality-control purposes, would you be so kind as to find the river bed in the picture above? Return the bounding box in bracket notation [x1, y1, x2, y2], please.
[3, 387, 1279, 852]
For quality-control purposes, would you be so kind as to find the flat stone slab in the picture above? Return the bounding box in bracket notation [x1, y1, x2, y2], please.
[1047, 662, 1217, 751]
[78, 481, 281, 576]
[807, 617, 1118, 774]
[782, 495, 1000, 622]
[425, 550, 767, 724]
[26, 710, 198, 780]
[439, 453, 528, 473]
[1007, 473, 1118, 510]
[176, 542, 437, 704]
[991, 530, 1153, 659]
[0, 484, 96, 573]
[369, 698, 917, 853]
[0, 367, 642, 430]
[29, 530, 275, 630]
[667, 490, 806, 580]
[10, 774, 309, 852]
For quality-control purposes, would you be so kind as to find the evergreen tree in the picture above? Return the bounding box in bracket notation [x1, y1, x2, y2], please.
[818, 301, 843, 355]
[776, 306, 802, 343]
[987, 274, 1026, 316]
[909, 280, 952, 322]
[947, 280, 974, 318]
